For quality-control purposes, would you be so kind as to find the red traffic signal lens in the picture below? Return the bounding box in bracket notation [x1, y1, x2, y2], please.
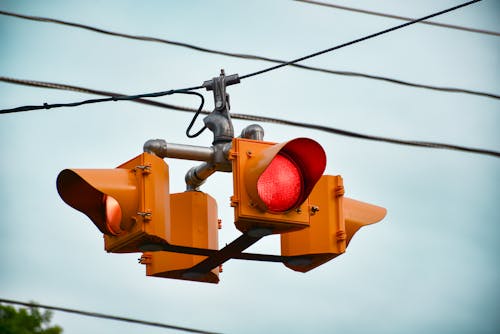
[103, 195, 122, 235]
[257, 153, 303, 212]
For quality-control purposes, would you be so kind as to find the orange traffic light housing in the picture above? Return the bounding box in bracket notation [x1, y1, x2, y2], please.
[230, 137, 326, 234]
[56, 152, 170, 253]
[281, 175, 387, 272]
[141, 191, 219, 283]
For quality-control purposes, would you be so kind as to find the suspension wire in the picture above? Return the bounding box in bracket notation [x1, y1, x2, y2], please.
[293, 0, 500, 37]
[0, 8, 498, 100]
[0, 298, 222, 334]
[2, 76, 497, 158]
[239, 0, 482, 80]
[230, 112, 500, 158]
[0, 0, 490, 114]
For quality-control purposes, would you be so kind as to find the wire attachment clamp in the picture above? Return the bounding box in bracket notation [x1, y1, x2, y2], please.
[202, 69, 240, 144]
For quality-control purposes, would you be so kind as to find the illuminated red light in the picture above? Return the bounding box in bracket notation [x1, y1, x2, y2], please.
[257, 153, 303, 212]
[103, 195, 122, 235]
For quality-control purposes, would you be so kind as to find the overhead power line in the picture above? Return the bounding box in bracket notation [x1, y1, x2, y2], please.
[0, 76, 197, 112]
[0, 0, 489, 115]
[293, 0, 500, 37]
[239, 0, 482, 80]
[2, 1, 498, 159]
[2, 76, 498, 158]
[0, 9, 498, 100]
[0, 298, 222, 334]
[0, 83, 203, 113]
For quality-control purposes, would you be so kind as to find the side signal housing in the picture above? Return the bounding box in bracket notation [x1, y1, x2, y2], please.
[56, 152, 170, 253]
[281, 175, 386, 272]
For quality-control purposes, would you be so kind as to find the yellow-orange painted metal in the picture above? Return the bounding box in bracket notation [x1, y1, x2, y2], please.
[143, 191, 219, 283]
[230, 138, 310, 234]
[281, 175, 346, 272]
[344, 197, 386, 246]
[281, 175, 387, 272]
[57, 153, 170, 253]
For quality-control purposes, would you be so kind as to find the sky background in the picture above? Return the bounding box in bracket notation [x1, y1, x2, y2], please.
[1, 1, 499, 333]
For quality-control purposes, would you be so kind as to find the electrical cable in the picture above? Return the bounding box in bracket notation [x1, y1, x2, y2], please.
[0, 298, 222, 334]
[0, 0, 490, 115]
[181, 91, 208, 138]
[0, 83, 203, 114]
[293, 0, 500, 37]
[1, 9, 498, 100]
[229, 111, 500, 158]
[239, 0, 482, 80]
[2, 76, 498, 158]
[0, 76, 199, 112]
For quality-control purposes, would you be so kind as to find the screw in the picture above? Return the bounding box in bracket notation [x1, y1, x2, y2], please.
[310, 205, 320, 215]
[335, 185, 345, 197]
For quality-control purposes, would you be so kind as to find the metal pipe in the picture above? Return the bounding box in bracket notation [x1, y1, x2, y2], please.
[185, 162, 217, 191]
[143, 139, 214, 161]
[240, 124, 264, 140]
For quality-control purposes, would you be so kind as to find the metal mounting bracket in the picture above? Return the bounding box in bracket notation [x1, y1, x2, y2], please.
[202, 69, 240, 145]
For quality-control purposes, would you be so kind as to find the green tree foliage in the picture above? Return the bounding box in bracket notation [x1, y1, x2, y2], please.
[0, 303, 63, 334]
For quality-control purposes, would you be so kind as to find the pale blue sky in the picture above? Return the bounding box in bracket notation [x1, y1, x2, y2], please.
[1, 1, 499, 333]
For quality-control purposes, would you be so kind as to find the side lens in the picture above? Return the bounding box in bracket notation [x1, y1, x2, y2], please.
[103, 195, 122, 235]
[257, 153, 303, 212]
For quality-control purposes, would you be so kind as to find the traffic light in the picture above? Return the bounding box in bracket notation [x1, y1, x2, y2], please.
[230, 137, 326, 234]
[141, 191, 219, 283]
[56, 152, 170, 253]
[281, 175, 387, 272]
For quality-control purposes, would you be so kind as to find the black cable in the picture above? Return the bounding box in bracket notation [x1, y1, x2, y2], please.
[293, 0, 500, 37]
[181, 91, 208, 138]
[229, 112, 500, 158]
[0, 298, 222, 334]
[1, 10, 498, 100]
[0, 76, 201, 112]
[0, 1, 492, 114]
[0, 84, 203, 114]
[2, 76, 498, 158]
[240, 0, 482, 80]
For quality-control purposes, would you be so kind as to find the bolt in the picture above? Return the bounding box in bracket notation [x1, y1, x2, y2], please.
[137, 211, 152, 221]
[295, 207, 302, 214]
[134, 164, 151, 174]
[246, 150, 253, 157]
[138, 254, 151, 265]
[335, 185, 345, 197]
[336, 230, 347, 241]
[310, 205, 320, 215]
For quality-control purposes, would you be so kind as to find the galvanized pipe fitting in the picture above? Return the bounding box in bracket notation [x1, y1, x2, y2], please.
[240, 124, 264, 141]
[144, 139, 214, 162]
[185, 162, 217, 191]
